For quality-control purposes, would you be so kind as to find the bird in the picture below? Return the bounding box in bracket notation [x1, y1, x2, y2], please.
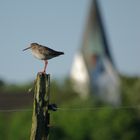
[23, 43, 64, 73]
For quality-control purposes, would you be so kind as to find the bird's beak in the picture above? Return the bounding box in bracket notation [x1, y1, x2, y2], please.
[22, 46, 32, 51]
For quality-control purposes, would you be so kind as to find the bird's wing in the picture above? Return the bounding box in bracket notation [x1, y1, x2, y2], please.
[39, 44, 57, 55]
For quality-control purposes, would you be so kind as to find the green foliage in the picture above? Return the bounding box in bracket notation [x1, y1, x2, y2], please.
[8, 112, 32, 140]
[0, 112, 32, 140]
[0, 114, 7, 139]
[0, 76, 140, 139]
[121, 76, 140, 106]
[50, 100, 140, 140]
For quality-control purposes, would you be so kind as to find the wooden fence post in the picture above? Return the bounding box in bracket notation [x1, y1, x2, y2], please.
[30, 73, 50, 140]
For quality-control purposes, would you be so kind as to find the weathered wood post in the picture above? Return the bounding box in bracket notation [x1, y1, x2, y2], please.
[30, 73, 50, 140]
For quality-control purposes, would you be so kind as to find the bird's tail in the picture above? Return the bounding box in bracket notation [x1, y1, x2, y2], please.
[54, 51, 64, 56]
[58, 52, 64, 55]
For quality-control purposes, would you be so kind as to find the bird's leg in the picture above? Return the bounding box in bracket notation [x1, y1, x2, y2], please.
[39, 60, 48, 74]
[43, 60, 48, 73]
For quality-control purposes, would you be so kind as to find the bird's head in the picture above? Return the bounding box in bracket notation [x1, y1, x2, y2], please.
[22, 43, 39, 51]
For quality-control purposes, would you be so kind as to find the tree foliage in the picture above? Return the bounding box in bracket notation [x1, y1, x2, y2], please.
[0, 75, 140, 140]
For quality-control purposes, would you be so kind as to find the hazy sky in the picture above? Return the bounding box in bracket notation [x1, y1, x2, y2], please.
[0, 0, 140, 83]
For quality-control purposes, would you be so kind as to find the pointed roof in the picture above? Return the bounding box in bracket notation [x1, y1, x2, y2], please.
[81, 0, 114, 66]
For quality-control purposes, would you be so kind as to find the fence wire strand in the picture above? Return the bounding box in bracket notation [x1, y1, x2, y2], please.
[0, 109, 32, 113]
[56, 105, 140, 111]
[0, 105, 140, 113]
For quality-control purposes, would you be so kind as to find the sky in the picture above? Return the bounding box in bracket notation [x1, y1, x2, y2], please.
[0, 0, 140, 83]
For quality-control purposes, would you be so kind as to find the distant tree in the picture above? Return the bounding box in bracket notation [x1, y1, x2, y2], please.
[0, 79, 5, 88]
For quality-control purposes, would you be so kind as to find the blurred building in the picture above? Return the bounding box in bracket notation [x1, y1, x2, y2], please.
[70, 0, 121, 106]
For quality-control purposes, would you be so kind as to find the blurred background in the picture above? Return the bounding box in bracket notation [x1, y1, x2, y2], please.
[0, 0, 140, 139]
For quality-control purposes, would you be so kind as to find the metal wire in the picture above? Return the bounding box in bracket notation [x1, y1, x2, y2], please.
[0, 105, 140, 113]
[56, 105, 140, 111]
[0, 109, 32, 113]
